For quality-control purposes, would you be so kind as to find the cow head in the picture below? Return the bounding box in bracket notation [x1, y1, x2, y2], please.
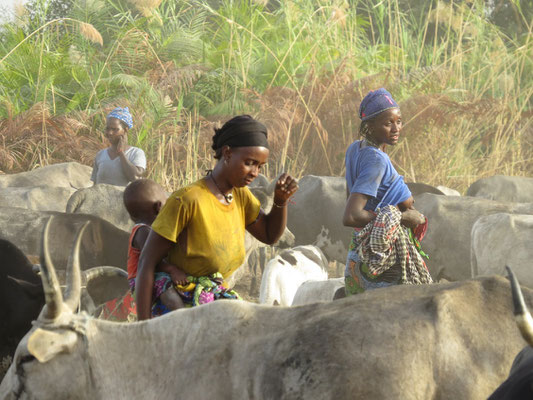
[507, 266, 533, 346]
[0, 217, 93, 399]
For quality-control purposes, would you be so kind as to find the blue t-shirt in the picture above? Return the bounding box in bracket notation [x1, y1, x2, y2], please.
[345, 140, 411, 211]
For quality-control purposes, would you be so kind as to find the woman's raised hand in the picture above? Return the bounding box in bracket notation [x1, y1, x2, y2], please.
[117, 134, 127, 154]
[273, 173, 299, 207]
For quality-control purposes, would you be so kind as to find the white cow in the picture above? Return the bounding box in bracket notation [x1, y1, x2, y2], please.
[471, 213, 533, 288]
[291, 277, 344, 306]
[259, 245, 328, 306]
[1, 219, 531, 399]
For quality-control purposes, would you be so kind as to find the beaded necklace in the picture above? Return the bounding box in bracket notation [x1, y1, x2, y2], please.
[209, 174, 233, 203]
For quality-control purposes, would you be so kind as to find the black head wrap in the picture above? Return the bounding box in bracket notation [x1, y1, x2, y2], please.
[212, 115, 269, 152]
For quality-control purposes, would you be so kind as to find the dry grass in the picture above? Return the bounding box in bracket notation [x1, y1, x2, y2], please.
[0, 1, 530, 193]
[1, 75, 530, 196]
[78, 22, 103, 46]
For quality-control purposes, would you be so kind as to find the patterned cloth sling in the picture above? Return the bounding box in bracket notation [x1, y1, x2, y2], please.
[176, 272, 242, 307]
[352, 205, 433, 285]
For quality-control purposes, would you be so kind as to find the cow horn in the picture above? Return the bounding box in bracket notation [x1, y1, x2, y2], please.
[40, 216, 64, 319]
[83, 266, 128, 282]
[64, 221, 90, 312]
[506, 266, 533, 346]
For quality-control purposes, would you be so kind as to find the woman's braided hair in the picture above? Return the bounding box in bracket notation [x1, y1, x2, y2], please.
[359, 120, 372, 140]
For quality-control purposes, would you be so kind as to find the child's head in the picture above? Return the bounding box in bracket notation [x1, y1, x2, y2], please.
[123, 179, 167, 224]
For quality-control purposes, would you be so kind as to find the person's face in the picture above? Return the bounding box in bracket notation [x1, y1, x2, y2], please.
[105, 117, 127, 146]
[367, 108, 402, 146]
[224, 146, 269, 188]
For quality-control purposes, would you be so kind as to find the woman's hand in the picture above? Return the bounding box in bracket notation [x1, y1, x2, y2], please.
[401, 209, 425, 229]
[273, 173, 299, 206]
[117, 135, 127, 154]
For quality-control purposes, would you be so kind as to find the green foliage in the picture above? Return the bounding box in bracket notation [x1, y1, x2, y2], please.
[0, 0, 531, 189]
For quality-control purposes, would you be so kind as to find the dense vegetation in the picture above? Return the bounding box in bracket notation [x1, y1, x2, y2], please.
[0, 0, 531, 192]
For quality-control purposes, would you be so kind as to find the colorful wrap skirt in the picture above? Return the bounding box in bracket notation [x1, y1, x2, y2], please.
[344, 250, 398, 296]
[130, 272, 241, 317]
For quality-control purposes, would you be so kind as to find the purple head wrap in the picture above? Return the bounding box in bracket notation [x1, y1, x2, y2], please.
[359, 88, 399, 122]
[107, 107, 133, 129]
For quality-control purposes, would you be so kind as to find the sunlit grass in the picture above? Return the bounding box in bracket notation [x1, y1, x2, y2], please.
[0, 0, 530, 194]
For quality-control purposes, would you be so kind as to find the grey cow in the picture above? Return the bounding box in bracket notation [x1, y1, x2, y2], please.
[413, 193, 533, 281]
[471, 213, 533, 289]
[467, 175, 533, 203]
[0, 206, 129, 270]
[1, 219, 531, 399]
[0, 162, 92, 189]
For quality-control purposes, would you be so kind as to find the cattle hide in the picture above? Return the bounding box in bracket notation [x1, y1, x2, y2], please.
[0, 186, 76, 212]
[0, 206, 128, 270]
[488, 346, 533, 399]
[226, 226, 295, 302]
[406, 182, 445, 196]
[436, 185, 461, 196]
[287, 175, 351, 264]
[1, 276, 531, 399]
[0, 239, 44, 374]
[488, 267, 533, 399]
[471, 213, 533, 289]
[0, 162, 92, 189]
[226, 182, 295, 301]
[291, 277, 345, 306]
[66, 184, 133, 232]
[259, 245, 329, 306]
[413, 193, 533, 281]
[467, 175, 533, 203]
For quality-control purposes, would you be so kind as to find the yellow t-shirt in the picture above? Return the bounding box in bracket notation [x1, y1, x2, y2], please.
[151, 178, 261, 280]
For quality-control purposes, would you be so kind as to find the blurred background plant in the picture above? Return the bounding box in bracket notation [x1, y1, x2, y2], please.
[0, 0, 531, 193]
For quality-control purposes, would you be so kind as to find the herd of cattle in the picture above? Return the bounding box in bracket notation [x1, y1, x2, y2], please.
[0, 162, 532, 399]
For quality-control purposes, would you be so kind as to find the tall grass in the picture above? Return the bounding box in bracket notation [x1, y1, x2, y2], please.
[0, 0, 530, 193]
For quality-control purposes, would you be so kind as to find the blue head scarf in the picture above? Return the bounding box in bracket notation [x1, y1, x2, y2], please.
[107, 107, 133, 129]
[359, 88, 399, 122]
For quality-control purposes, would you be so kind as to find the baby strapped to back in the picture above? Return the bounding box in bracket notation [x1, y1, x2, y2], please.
[124, 179, 184, 316]
[124, 179, 241, 318]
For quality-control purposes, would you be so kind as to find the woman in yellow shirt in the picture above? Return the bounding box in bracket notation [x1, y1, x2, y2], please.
[136, 115, 298, 320]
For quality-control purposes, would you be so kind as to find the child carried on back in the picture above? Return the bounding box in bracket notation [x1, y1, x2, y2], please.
[123, 179, 184, 316]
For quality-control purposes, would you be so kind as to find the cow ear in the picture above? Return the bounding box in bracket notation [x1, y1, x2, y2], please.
[7, 276, 43, 298]
[27, 328, 78, 363]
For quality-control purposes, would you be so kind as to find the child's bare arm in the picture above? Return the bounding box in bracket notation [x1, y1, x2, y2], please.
[136, 231, 173, 320]
[131, 225, 150, 250]
[156, 260, 188, 286]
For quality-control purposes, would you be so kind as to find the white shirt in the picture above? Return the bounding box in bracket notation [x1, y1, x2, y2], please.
[90, 147, 146, 186]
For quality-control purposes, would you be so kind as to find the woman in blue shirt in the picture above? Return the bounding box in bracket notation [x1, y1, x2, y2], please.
[343, 89, 426, 294]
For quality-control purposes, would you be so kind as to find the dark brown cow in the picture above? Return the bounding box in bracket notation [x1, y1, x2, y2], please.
[488, 267, 533, 399]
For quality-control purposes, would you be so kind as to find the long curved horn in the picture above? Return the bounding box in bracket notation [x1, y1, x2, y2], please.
[506, 266, 533, 346]
[40, 216, 63, 320]
[83, 266, 128, 282]
[64, 221, 90, 312]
